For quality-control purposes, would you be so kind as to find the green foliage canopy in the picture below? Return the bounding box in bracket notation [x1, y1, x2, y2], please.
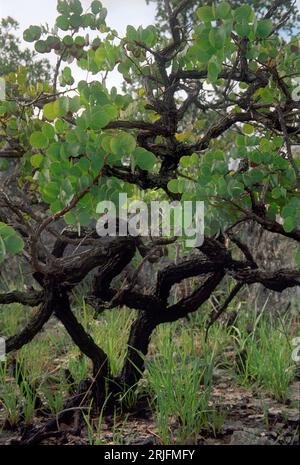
[0, 0, 300, 266]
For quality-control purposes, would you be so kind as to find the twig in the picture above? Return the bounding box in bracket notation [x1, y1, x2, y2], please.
[276, 105, 300, 189]
[205, 282, 245, 340]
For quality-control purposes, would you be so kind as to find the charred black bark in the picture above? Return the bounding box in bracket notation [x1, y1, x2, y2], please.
[54, 289, 110, 407]
[120, 311, 159, 388]
[92, 238, 136, 301]
[6, 284, 55, 353]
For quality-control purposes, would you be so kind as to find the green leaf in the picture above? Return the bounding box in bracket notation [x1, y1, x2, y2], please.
[56, 15, 70, 31]
[133, 148, 157, 171]
[271, 186, 284, 199]
[69, 96, 81, 113]
[74, 35, 85, 47]
[216, 2, 232, 19]
[41, 181, 61, 203]
[0, 223, 24, 261]
[100, 134, 112, 152]
[63, 35, 74, 47]
[57, 0, 70, 15]
[234, 5, 253, 22]
[110, 133, 136, 157]
[35, 40, 50, 54]
[0, 159, 9, 171]
[42, 123, 55, 140]
[243, 123, 254, 135]
[55, 119, 68, 134]
[167, 179, 183, 194]
[196, 6, 214, 22]
[256, 19, 273, 38]
[140, 26, 157, 47]
[69, 0, 83, 15]
[47, 36, 61, 51]
[23, 26, 42, 42]
[69, 14, 82, 29]
[88, 108, 111, 130]
[30, 154, 44, 168]
[283, 216, 294, 233]
[57, 97, 70, 117]
[4, 235, 24, 254]
[30, 131, 49, 149]
[43, 101, 59, 121]
[64, 211, 77, 225]
[91, 0, 102, 14]
[249, 151, 262, 164]
[208, 60, 220, 82]
[209, 28, 225, 49]
[62, 66, 74, 85]
[235, 20, 250, 38]
[126, 25, 138, 42]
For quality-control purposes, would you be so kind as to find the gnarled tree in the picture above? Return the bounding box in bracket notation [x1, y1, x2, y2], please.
[0, 0, 300, 439]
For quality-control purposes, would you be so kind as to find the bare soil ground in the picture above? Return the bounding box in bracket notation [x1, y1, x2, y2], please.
[1, 370, 298, 446]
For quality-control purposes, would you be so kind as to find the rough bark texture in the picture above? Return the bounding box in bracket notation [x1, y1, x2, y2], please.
[0, 0, 299, 443]
[238, 222, 300, 313]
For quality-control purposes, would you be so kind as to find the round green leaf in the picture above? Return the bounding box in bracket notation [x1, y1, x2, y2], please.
[30, 131, 49, 149]
[56, 15, 70, 31]
[110, 133, 137, 157]
[196, 6, 214, 22]
[235, 20, 250, 38]
[216, 2, 232, 19]
[167, 179, 183, 194]
[243, 123, 254, 135]
[42, 123, 55, 140]
[63, 35, 74, 47]
[35, 40, 49, 54]
[208, 61, 220, 82]
[69, 0, 83, 15]
[89, 108, 111, 130]
[4, 235, 24, 255]
[256, 19, 273, 39]
[43, 102, 59, 121]
[30, 154, 44, 168]
[234, 5, 253, 22]
[23, 26, 42, 42]
[209, 28, 225, 49]
[69, 14, 82, 29]
[133, 148, 157, 171]
[283, 216, 294, 233]
[91, 0, 102, 14]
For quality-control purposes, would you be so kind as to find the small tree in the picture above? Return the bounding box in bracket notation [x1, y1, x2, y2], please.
[0, 0, 300, 430]
[0, 16, 51, 82]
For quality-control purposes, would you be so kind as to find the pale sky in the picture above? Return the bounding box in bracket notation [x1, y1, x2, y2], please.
[0, 0, 157, 88]
[0, 0, 299, 89]
[0, 0, 156, 35]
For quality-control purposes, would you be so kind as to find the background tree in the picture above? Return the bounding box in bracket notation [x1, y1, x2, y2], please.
[147, 0, 300, 33]
[146, 0, 300, 312]
[0, 17, 52, 177]
[0, 17, 51, 82]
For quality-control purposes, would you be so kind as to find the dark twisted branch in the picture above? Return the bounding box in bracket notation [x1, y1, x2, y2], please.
[0, 290, 43, 306]
[205, 282, 245, 339]
[229, 267, 300, 291]
[54, 290, 110, 406]
[5, 284, 56, 353]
